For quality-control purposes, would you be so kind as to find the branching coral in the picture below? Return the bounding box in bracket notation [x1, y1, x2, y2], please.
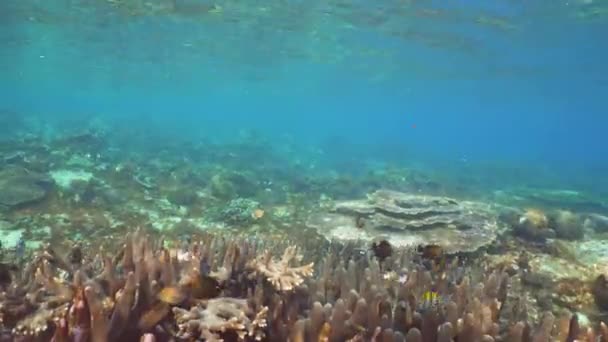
[248, 246, 314, 292]
[0, 230, 313, 341]
[1, 229, 607, 341]
[173, 298, 267, 341]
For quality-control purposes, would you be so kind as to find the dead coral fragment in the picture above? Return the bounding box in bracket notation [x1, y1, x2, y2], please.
[248, 246, 314, 291]
[173, 297, 267, 341]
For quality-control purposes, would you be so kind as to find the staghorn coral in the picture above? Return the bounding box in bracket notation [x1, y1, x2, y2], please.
[248, 246, 314, 292]
[1, 229, 608, 341]
[296, 248, 608, 342]
[0, 229, 313, 341]
[298, 245, 508, 341]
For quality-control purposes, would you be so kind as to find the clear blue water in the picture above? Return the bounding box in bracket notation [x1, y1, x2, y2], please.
[1, 0, 607, 192]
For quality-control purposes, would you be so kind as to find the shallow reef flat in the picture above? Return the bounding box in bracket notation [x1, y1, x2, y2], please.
[2, 127, 608, 340]
[0, 228, 605, 342]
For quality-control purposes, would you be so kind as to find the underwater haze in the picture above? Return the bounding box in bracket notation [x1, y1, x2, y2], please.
[1, 0, 608, 192]
[7, 2, 608, 340]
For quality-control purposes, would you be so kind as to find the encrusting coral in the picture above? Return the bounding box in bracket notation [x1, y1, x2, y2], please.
[1, 229, 608, 342]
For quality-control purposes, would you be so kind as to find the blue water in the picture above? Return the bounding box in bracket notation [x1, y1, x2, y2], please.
[1, 0, 607, 191]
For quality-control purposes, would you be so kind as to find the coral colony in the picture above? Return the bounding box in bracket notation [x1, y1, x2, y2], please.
[1, 129, 608, 341]
[0, 228, 606, 341]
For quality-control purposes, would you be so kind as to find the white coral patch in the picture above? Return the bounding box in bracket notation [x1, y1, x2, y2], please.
[49, 169, 94, 189]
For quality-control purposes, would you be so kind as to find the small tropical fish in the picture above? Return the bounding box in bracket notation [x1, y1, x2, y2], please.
[157, 286, 187, 305]
[68, 245, 83, 265]
[418, 289, 445, 312]
[158, 260, 222, 304]
[422, 289, 439, 303]
[158, 274, 221, 304]
[190, 259, 221, 299]
[417, 244, 448, 272]
[252, 209, 265, 219]
[15, 236, 26, 259]
[371, 239, 393, 262]
[351, 322, 367, 333]
[417, 244, 443, 260]
[190, 272, 221, 299]
[318, 322, 331, 342]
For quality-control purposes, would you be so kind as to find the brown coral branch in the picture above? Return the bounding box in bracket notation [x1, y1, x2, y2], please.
[2, 230, 607, 342]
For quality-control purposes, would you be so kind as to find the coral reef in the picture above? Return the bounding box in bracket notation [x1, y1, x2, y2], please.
[173, 298, 267, 341]
[209, 171, 258, 200]
[2, 121, 608, 342]
[513, 208, 556, 242]
[552, 210, 584, 240]
[0, 167, 53, 209]
[306, 189, 503, 253]
[1, 229, 606, 341]
[166, 188, 199, 207]
[248, 246, 314, 291]
[493, 188, 608, 216]
[508, 208, 585, 242]
[584, 213, 608, 233]
[218, 198, 263, 227]
[592, 275, 608, 311]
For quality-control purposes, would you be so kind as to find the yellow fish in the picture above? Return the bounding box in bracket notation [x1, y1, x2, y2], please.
[157, 286, 187, 305]
[422, 290, 439, 303]
[419, 289, 442, 312]
[252, 209, 265, 219]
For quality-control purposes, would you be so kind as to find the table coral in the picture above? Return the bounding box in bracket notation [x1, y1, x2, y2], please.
[307, 189, 503, 253]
